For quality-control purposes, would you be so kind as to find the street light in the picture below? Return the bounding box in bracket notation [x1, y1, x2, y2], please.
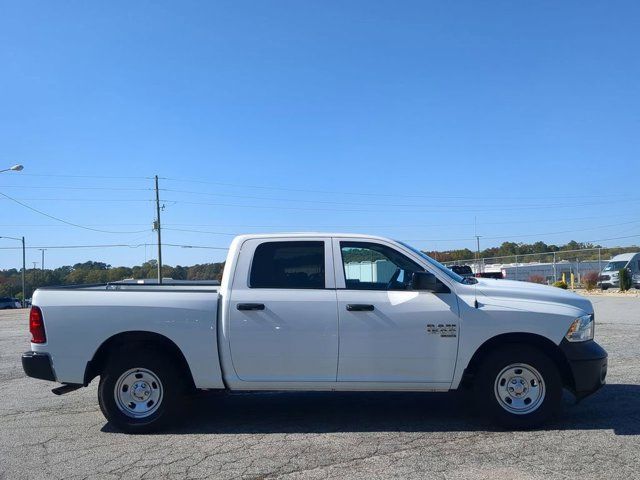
[0, 164, 24, 173]
[1, 163, 25, 306]
[0, 236, 26, 308]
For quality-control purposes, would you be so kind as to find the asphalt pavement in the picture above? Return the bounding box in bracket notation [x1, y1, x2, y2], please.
[1, 296, 639, 479]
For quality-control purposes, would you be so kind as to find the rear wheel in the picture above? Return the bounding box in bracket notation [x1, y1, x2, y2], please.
[98, 346, 184, 433]
[474, 345, 562, 429]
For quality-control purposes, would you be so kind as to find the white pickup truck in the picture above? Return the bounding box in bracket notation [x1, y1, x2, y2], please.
[22, 233, 607, 432]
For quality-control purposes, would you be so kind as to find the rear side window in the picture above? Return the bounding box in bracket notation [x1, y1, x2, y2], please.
[250, 241, 325, 289]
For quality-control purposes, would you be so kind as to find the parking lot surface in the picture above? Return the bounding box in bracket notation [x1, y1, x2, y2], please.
[1, 296, 639, 480]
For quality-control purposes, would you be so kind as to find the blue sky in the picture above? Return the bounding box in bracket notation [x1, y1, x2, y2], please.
[1, 1, 639, 269]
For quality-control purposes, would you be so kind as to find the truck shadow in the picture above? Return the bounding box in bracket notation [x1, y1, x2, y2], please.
[105, 383, 640, 436]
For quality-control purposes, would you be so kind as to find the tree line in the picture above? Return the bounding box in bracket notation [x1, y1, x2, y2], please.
[0, 260, 224, 300]
[1, 239, 638, 300]
[426, 240, 639, 263]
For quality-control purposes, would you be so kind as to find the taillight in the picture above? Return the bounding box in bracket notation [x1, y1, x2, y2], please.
[29, 306, 46, 344]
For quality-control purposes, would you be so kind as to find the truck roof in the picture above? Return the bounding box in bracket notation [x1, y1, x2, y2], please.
[232, 232, 397, 242]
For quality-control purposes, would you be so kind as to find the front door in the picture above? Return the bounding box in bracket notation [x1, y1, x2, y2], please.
[334, 239, 460, 384]
[228, 238, 338, 382]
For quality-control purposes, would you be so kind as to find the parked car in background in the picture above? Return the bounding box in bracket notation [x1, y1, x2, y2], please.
[0, 297, 21, 309]
[23, 233, 607, 433]
[449, 265, 474, 279]
[476, 272, 504, 279]
[448, 266, 503, 280]
[597, 253, 640, 290]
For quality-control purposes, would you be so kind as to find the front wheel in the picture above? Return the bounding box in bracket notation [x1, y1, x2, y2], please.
[474, 345, 562, 429]
[98, 347, 184, 433]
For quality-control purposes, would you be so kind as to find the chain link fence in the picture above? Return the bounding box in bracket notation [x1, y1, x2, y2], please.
[443, 246, 637, 285]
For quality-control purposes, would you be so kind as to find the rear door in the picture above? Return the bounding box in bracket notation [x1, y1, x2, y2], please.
[334, 238, 460, 385]
[228, 238, 338, 382]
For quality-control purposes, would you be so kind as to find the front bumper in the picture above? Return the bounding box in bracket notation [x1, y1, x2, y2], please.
[560, 340, 607, 400]
[22, 351, 56, 382]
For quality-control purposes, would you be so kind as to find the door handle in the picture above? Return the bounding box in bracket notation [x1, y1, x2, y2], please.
[237, 303, 265, 311]
[346, 304, 375, 312]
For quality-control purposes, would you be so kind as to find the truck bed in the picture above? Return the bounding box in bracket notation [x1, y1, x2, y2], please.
[31, 284, 224, 389]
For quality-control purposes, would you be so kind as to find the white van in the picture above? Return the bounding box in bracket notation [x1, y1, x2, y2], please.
[597, 252, 640, 290]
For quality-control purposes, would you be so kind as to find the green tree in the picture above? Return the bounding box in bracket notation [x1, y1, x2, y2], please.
[619, 268, 632, 291]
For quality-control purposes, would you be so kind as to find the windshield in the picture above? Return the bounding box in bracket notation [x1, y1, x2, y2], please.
[603, 261, 628, 272]
[397, 241, 469, 284]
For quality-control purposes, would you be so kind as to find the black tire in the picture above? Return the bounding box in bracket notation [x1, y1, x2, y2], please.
[98, 346, 185, 433]
[474, 345, 562, 429]
[601, 285, 609, 291]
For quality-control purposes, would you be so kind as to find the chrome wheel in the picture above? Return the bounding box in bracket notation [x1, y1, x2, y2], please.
[114, 368, 163, 419]
[494, 363, 545, 415]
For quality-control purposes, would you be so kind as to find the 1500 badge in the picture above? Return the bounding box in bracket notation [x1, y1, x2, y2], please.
[426, 324, 457, 337]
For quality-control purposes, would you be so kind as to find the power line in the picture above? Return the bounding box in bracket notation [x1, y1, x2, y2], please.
[0, 243, 229, 250]
[0, 198, 153, 202]
[163, 227, 238, 236]
[0, 184, 152, 191]
[470, 221, 640, 241]
[0, 191, 150, 234]
[160, 176, 639, 200]
[160, 198, 640, 214]
[5, 188, 638, 210]
[585, 234, 640, 242]
[0, 194, 637, 245]
[160, 188, 640, 209]
[15, 173, 152, 180]
[2, 194, 638, 212]
[163, 243, 229, 250]
[163, 221, 640, 244]
[0, 244, 150, 250]
[162, 227, 474, 242]
[5, 172, 638, 201]
[0, 212, 637, 229]
[0, 223, 151, 227]
[1, 173, 637, 248]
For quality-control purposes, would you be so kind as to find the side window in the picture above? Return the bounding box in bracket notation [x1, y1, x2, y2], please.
[250, 241, 325, 289]
[340, 241, 423, 291]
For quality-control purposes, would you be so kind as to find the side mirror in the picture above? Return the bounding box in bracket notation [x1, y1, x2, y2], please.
[411, 271, 450, 293]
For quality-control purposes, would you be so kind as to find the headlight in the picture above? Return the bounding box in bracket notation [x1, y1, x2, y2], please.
[565, 314, 594, 342]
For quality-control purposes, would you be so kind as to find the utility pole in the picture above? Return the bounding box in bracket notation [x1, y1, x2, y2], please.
[475, 235, 481, 274]
[154, 175, 163, 284]
[21, 237, 25, 306]
[39, 248, 46, 270]
[32, 262, 37, 269]
[598, 248, 602, 274]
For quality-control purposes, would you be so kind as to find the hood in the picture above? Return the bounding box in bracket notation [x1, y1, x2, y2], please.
[474, 278, 593, 314]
